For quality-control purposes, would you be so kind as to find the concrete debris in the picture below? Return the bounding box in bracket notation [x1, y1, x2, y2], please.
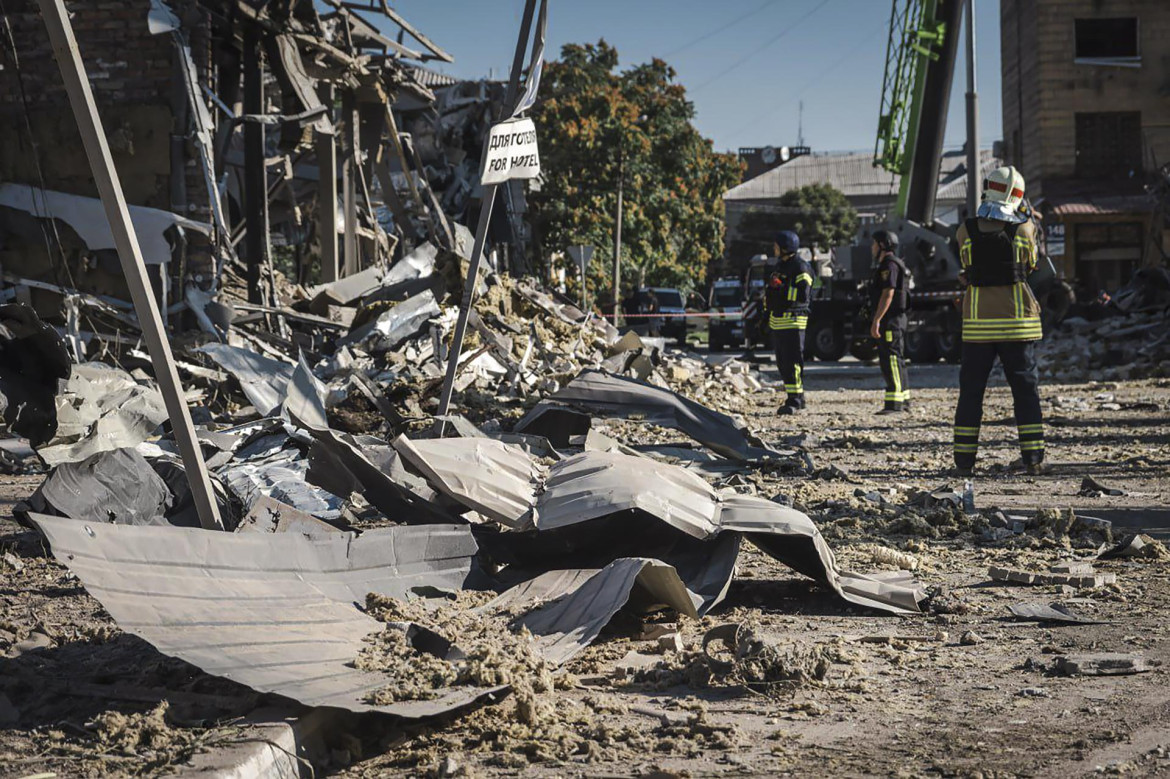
[1052, 654, 1152, 677]
[1079, 475, 1127, 498]
[988, 565, 1117, 588]
[1038, 268, 1170, 382]
[1008, 602, 1104, 625]
[1099, 533, 1170, 562]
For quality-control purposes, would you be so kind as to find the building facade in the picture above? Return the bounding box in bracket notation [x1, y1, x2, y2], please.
[1001, 0, 1170, 293]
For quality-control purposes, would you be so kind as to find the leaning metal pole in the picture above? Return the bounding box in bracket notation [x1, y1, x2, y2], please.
[613, 149, 623, 327]
[434, 0, 538, 424]
[38, 0, 224, 531]
[965, 0, 979, 217]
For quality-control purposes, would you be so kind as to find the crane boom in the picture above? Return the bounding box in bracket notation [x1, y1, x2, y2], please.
[874, 0, 964, 225]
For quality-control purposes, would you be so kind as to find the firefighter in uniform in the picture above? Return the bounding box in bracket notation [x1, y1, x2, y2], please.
[869, 230, 910, 414]
[765, 231, 813, 414]
[953, 165, 1045, 475]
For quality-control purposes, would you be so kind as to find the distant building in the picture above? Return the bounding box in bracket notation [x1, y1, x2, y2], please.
[1001, 0, 1170, 293]
[722, 149, 1000, 259]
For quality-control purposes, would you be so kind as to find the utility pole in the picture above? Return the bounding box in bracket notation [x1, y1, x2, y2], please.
[37, 0, 223, 531]
[612, 146, 623, 327]
[965, 0, 979, 218]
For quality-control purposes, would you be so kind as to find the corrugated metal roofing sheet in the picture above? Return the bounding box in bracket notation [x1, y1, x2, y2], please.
[30, 515, 494, 717]
[724, 149, 1001, 203]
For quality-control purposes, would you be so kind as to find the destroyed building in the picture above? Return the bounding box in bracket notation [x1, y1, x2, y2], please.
[0, 0, 531, 333]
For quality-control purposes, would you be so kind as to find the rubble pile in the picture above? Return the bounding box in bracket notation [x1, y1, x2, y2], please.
[1038, 266, 1170, 382]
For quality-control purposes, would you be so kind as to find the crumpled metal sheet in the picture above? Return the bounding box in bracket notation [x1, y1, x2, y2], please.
[400, 438, 922, 615]
[306, 428, 462, 525]
[38, 363, 168, 467]
[537, 450, 720, 539]
[338, 290, 441, 352]
[283, 353, 329, 431]
[490, 558, 699, 666]
[394, 435, 541, 529]
[28, 448, 172, 526]
[219, 447, 344, 521]
[518, 369, 803, 466]
[198, 343, 295, 418]
[0, 184, 211, 265]
[30, 514, 496, 717]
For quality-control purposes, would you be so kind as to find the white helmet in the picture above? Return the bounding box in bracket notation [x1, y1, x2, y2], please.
[977, 165, 1027, 224]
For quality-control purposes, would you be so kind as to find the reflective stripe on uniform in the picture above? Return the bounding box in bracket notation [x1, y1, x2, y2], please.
[769, 313, 808, 330]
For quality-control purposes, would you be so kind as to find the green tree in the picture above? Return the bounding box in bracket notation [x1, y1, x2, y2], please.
[529, 41, 742, 305]
[727, 183, 859, 265]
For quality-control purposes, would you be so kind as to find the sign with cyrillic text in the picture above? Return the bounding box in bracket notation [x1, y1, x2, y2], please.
[481, 118, 541, 186]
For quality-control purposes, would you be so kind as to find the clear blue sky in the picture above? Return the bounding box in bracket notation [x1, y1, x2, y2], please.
[377, 0, 1003, 154]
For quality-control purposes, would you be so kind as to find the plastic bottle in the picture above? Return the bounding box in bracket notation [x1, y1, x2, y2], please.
[962, 479, 976, 514]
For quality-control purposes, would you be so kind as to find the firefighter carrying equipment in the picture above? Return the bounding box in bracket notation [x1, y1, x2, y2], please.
[957, 218, 1042, 343]
[977, 165, 1028, 225]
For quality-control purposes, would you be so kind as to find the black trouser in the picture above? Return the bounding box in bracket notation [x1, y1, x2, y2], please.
[953, 340, 1044, 468]
[878, 314, 909, 410]
[773, 327, 805, 407]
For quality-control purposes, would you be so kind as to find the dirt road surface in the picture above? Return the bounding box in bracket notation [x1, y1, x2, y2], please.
[2, 361, 1168, 777]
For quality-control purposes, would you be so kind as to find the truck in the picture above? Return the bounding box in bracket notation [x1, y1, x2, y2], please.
[706, 277, 745, 352]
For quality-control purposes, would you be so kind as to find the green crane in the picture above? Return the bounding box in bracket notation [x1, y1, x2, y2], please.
[873, 0, 962, 224]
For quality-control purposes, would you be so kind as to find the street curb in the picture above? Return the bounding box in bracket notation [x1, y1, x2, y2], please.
[167, 707, 339, 778]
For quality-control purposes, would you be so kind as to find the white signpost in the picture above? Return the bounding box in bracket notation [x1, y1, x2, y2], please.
[481, 118, 541, 187]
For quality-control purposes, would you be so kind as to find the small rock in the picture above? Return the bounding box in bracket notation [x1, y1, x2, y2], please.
[0, 552, 24, 573]
[960, 631, 984, 646]
[1018, 687, 1050, 698]
[657, 633, 684, 654]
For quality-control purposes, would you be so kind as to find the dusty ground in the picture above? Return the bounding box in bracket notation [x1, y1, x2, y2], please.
[1, 359, 1168, 778]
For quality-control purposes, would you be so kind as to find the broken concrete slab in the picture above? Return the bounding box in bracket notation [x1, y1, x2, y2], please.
[1052, 654, 1151, 676]
[989, 566, 1117, 588]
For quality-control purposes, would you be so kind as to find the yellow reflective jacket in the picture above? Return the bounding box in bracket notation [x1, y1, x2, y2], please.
[957, 218, 1042, 342]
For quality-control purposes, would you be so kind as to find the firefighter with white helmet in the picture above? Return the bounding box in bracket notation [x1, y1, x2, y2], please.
[952, 165, 1045, 475]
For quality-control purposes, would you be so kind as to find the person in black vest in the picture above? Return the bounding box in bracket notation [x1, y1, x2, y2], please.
[869, 230, 910, 414]
[765, 230, 813, 414]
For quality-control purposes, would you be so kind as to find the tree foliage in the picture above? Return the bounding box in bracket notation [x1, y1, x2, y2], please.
[727, 183, 859, 264]
[529, 41, 742, 303]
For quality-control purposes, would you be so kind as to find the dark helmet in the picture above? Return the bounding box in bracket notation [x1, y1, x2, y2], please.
[774, 230, 800, 254]
[872, 229, 899, 252]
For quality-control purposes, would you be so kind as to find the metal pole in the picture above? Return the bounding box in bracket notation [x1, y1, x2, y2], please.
[317, 83, 339, 283]
[37, 0, 223, 531]
[243, 22, 265, 304]
[435, 0, 538, 422]
[965, 0, 980, 218]
[613, 150, 623, 326]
